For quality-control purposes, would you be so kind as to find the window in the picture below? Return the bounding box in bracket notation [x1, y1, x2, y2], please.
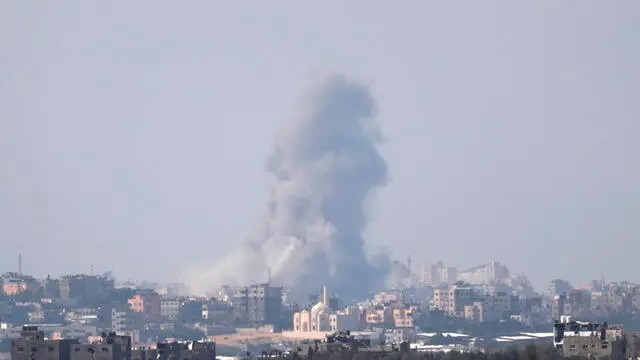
[16, 347, 24, 352]
[102, 348, 109, 352]
[48, 347, 55, 352]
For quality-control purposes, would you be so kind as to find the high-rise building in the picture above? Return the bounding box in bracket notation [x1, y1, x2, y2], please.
[233, 284, 282, 327]
[420, 262, 458, 286]
[59, 275, 114, 306]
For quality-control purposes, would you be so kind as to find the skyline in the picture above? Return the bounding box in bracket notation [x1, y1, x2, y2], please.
[1, 1, 639, 291]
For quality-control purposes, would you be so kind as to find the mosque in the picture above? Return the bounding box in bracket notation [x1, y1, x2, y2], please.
[292, 285, 362, 333]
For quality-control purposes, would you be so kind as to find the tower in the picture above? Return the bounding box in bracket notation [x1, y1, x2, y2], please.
[18, 254, 22, 274]
[322, 285, 328, 305]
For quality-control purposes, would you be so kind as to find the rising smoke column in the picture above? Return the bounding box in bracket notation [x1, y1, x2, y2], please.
[190, 73, 390, 300]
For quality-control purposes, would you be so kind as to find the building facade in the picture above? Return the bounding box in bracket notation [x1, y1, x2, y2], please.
[233, 284, 282, 327]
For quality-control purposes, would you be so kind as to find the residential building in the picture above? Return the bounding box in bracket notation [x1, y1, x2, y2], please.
[392, 306, 417, 328]
[548, 279, 573, 298]
[464, 293, 512, 322]
[69, 332, 131, 360]
[374, 291, 399, 306]
[458, 262, 510, 285]
[111, 309, 128, 333]
[364, 307, 393, 327]
[1, 273, 39, 296]
[59, 275, 114, 306]
[233, 284, 282, 327]
[180, 299, 207, 324]
[433, 288, 452, 314]
[329, 307, 361, 332]
[420, 262, 458, 286]
[385, 328, 416, 345]
[553, 317, 611, 358]
[441, 267, 458, 286]
[420, 262, 441, 286]
[11, 326, 78, 360]
[133, 341, 215, 360]
[160, 299, 182, 320]
[128, 291, 161, 320]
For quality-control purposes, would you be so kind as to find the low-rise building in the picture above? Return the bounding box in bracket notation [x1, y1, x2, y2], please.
[11, 326, 78, 360]
[553, 316, 612, 358]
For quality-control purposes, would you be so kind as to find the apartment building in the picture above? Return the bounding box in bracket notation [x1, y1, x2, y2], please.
[128, 291, 161, 320]
[458, 262, 510, 285]
[1, 273, 39, 296]
[392, 306, 417, 328]
[364, 307, 393, 327]
[160, 299, 182, 320]
[59, 275, 114, 306]
[232, 284, 282, 326]
[374, 291, 399, 305]
[420, 262, 458, 286]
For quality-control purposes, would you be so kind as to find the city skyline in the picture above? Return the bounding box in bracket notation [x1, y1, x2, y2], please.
[0, 256, 626, 295]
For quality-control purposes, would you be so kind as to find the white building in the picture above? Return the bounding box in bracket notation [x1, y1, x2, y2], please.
[293, 286, 331, 332]
[420, 261, 458, 286]
[111, 309, 127, 333]
[293, 286, 362, 333]
[458, 262, 509, 285]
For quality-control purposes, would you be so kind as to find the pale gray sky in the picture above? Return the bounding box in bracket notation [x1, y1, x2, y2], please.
[1, 1, 638, 289]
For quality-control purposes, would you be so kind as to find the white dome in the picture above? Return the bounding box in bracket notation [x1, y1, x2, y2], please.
[310, 301, 330, 318]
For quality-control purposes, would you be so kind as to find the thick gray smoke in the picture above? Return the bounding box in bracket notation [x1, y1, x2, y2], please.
[188, 73, 390, 300]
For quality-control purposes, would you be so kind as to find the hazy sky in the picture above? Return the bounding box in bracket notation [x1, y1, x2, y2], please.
[1, 1, 638, 290]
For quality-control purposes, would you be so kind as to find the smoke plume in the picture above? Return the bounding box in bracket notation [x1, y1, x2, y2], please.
[188, 73, 390, 300]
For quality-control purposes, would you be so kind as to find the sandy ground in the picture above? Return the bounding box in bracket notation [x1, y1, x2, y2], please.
[210, 332, 285, 346]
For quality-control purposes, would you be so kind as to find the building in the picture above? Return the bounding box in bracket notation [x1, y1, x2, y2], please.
[180, 299, 207, 324]
[420, 263, 441, 286]
[132, 341, 215, 360]
[11, 327, 214, 360]
[1, 273, 39, 296]
[128, 291, 161, 320]
[420, 262, 458, 286]
[233, 283, 282, 327]
[385, 328, 416, 345]
[374, 291, 399, 306]
[11, 326, 78, 360]
[364, 307, 393, 327]
[553, 316, 612, 358]
[69, 332, 131, 360]
[433, 288, 452, 314]
[160, 299, 182, 320]
[111, 309, 128, 333]
[293, 286, 331, 332]
[329, 307, 362, 332]
[392, 307, 417, 328]
[548, 278, 573, 298]
[59, 275, 114, 306]
[464, 292, 511, 323]
[457, 262, 510, 285]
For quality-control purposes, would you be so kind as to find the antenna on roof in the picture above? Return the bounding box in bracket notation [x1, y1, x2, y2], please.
[18, 254, 22, 275]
